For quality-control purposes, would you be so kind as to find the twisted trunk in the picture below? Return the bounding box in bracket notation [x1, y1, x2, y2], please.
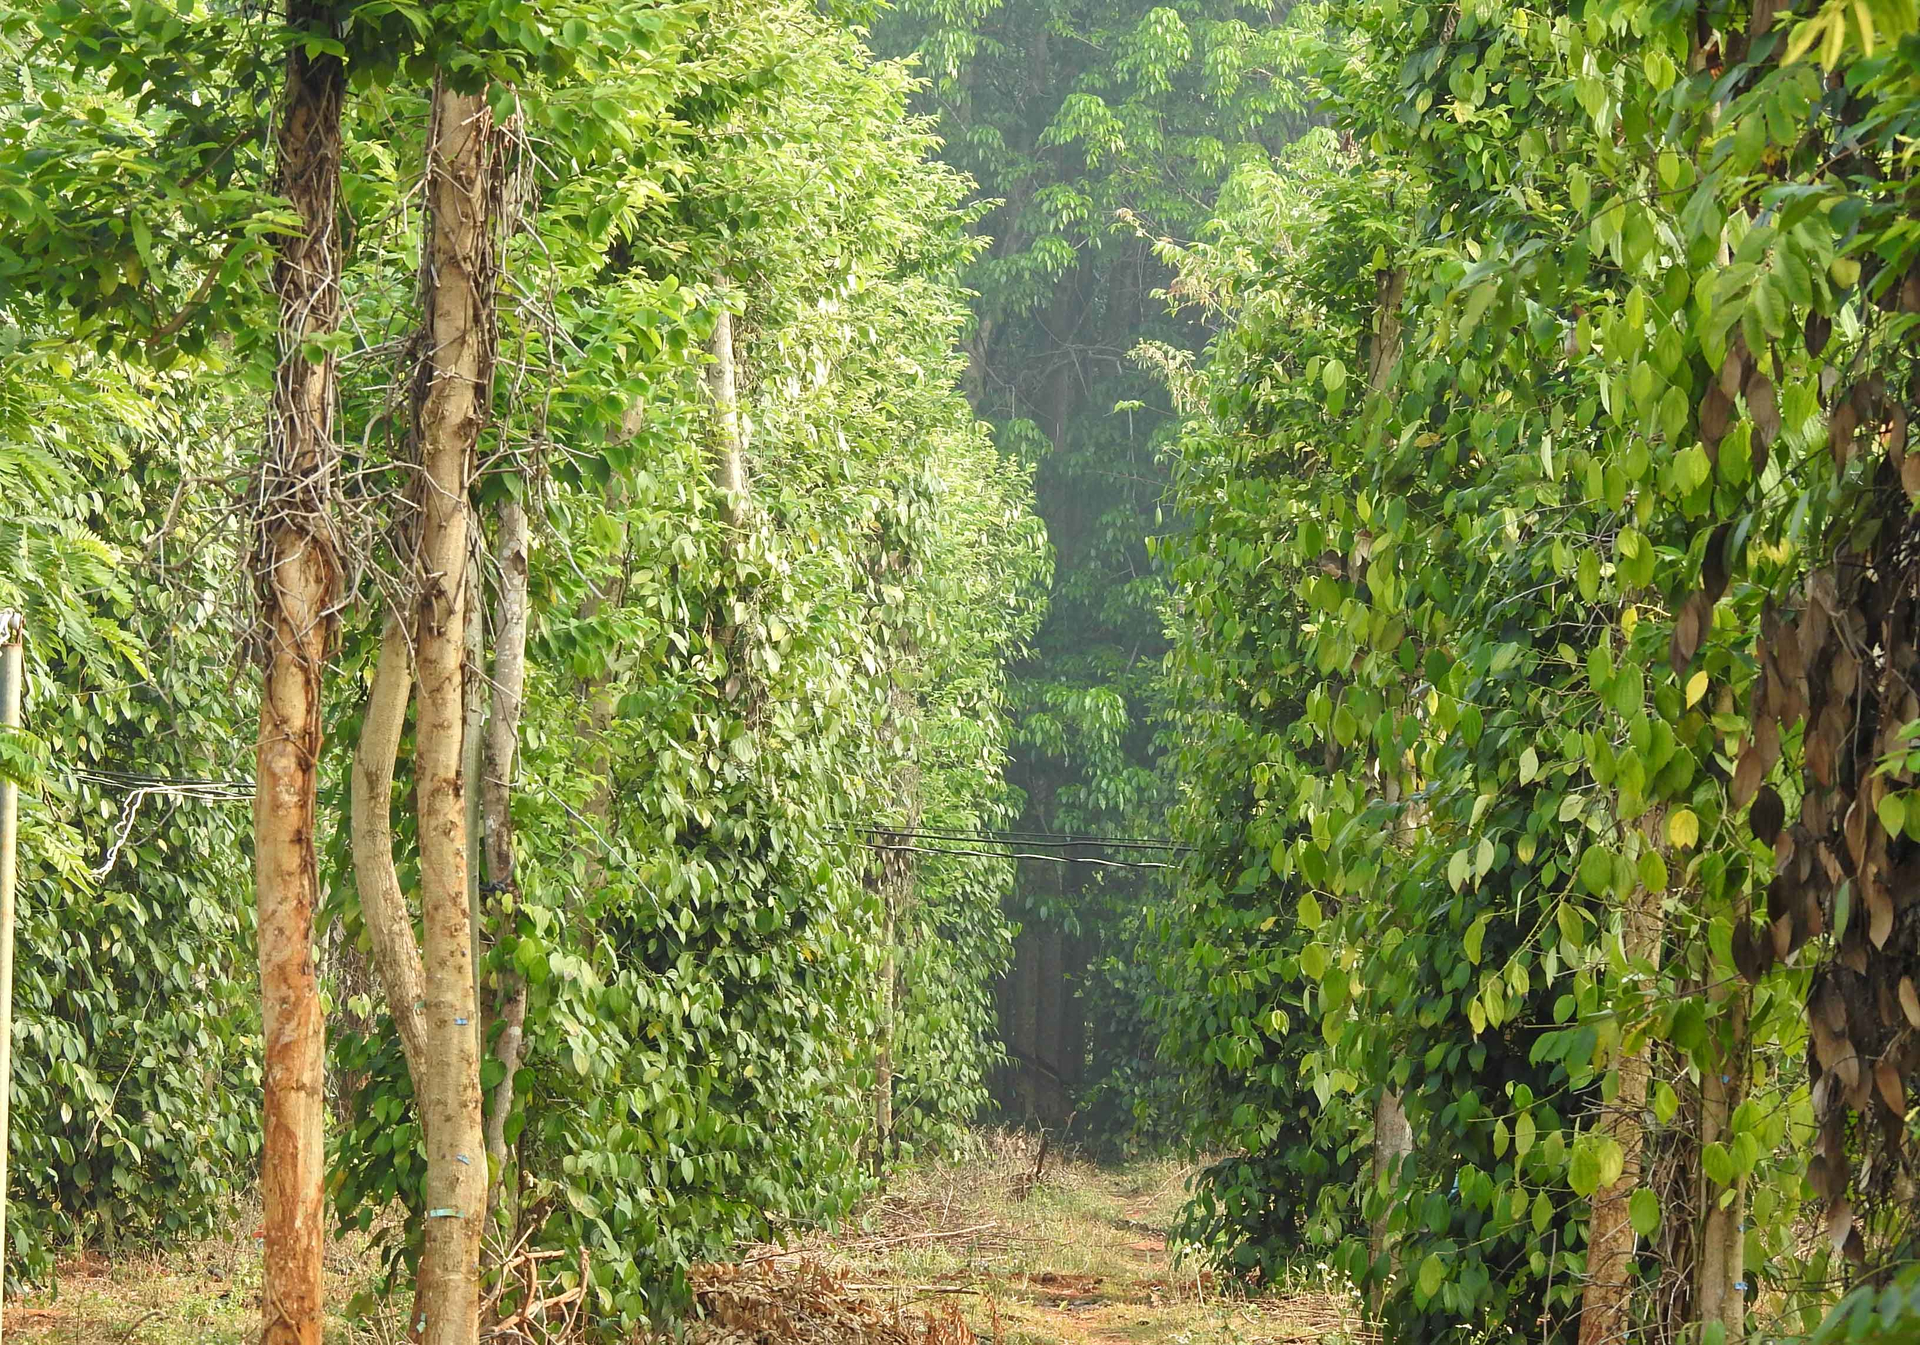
[257, 12, 343, 1341]
[350, 615, 428, 1082]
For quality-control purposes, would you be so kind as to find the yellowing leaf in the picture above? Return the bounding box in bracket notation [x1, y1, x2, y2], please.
[1685, 670, 1708, 707]
[1464, 912, 1490, 965]
[1668, 808, 1701, 849]
[1876, 791, 1906, 839]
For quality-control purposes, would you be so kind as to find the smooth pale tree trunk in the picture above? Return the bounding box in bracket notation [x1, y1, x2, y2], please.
[409, 77, 499, 1345]
[1698, 984, 1749, 1340]
[1578, 872, 1667, 1345]
[462, 558, 487, 1061]
[257, 12, 344, 1341]
[350, 616, 429, 1082]
[481, 497, 531, 1212]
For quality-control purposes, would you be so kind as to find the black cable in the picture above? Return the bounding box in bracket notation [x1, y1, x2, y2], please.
[861, 841, 1176, 870]
[892, 829, 1191, 852]
[831, 824, 1192, 852]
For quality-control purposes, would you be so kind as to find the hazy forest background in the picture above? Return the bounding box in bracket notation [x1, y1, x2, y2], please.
[0, 0, 1917, 1342]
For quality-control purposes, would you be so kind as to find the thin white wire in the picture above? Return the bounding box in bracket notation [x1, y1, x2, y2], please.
[75, 773, 253, 878]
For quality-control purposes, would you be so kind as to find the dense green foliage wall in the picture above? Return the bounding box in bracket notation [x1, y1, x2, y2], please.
[1156, 0, 1919, 1338]
[0, 339, 260, 1281]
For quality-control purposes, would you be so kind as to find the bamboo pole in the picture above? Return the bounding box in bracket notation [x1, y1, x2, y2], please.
[0, 609, 24, 1344]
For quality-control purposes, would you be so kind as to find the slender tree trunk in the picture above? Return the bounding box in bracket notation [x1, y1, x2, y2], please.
[870, 759, 919, 1174]
[708, 285, 748, 532]
[1366, 267, 1407, 390]
[257, 12, 344, 1341]
[409, 78, 499, 1345]
[481, 496, 530, 1212]
[1361, 266, 1411, 1321]
[873, 897, 897, 1176]
[1369, 1089, 1411, 1311]
[463, 556, 487, 1063]
[351, 616, 429, 1081]
[1697, 985, 1749, 1340]
[575, 484, 626, 896]
[1578, 874, 1668, 1345]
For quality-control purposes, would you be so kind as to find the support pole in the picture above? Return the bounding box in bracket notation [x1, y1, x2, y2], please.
[0, 609, 24, 1342]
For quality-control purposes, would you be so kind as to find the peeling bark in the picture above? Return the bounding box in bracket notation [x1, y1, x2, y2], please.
[409, 77, 500, 1345]
[257, 10, 344, 1341]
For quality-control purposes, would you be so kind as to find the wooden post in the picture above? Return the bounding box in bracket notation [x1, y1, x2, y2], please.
[0, 610, 23, 1345]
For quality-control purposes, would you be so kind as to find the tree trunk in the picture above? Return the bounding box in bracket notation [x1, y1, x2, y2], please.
[1369, 1089, 1411, 1312]
[873, 896, 897, 1177]
[868, 679, 918, 1175]
[1697, 985, 1749, 1341]
[1578, 874, 1667, 1345]
[481, 496, 530, 1213]
[574, 483, 626, 897]
[1360, 266, 1411, 1320]
[463, 553, 487, 1063]
[351, 615, 429, 1081]
[409, 77, 499, 1345]
[1366, 267, 1407, 390]
[708, 285, 748, 531]
[257, 11, 344, 1341]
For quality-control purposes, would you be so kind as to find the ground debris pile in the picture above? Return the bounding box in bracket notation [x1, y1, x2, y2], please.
[685, 1259, 973, 1345]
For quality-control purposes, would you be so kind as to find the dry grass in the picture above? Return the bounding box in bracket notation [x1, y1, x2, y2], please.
[0, 1134, 1370, 1345]
[721, 1130, 1372, 1345]
[1, 1214, 383, 1344]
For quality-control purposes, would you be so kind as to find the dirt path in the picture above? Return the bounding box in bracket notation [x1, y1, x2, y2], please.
[742, 1135, 1370, 1345]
